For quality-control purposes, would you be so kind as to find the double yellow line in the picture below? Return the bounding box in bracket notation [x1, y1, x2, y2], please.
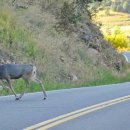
[24, 95, 130, 130]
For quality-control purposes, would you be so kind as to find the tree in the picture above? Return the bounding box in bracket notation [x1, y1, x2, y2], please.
[122, 1, 130, 13]
[123, 1, 129, 12]
[116, 4, 123, 12]
[57, 0, 103, 29]
[111, 3, 117, 11]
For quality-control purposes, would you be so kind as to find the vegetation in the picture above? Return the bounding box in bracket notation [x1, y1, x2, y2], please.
[104, 27, 129, 51]
[101, 0, 130, 13]
[0, 0, 130, 96]
[97, 10, 130, 26]
[111, 0, 130, 13]
[0, 10, 37, 58]
[55, 0, 103, 30]
[96, 1, 130, 51]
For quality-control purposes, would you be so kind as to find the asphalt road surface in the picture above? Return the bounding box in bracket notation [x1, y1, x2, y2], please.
[0, 82, 130, 130]
[121, 51, 130, 63]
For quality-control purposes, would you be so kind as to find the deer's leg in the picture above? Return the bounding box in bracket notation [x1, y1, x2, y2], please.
[1, 80, 10, 92]
[18, 79, 30, 100]
[31, 77, 47, 100]
[5, 78, 19, 100]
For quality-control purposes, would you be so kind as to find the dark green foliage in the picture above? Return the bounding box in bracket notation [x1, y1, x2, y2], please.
[57, 2, 81, 28]
[109, 0, 130, 13]
[57, 0, 103, 30]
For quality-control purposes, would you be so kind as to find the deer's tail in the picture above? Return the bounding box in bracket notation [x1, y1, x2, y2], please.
[32, 65, 37, 76]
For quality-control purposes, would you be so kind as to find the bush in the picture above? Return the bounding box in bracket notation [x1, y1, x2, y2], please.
[104, 27, 129, 50]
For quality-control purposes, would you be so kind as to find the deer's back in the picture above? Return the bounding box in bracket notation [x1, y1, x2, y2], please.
[0, 64, 33, 79]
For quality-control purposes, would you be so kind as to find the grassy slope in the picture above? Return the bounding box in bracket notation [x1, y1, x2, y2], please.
[0, 1, 130, 96]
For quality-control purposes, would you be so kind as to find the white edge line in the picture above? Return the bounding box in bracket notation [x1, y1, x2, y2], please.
[122, 54, 130, 63]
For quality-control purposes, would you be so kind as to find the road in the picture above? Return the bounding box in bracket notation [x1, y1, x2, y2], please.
[0, 82, 130, 130]
[121, 51, 130, 63]
[49, 100, 130, 130]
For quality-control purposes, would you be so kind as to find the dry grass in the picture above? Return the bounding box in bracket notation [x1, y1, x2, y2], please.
[97, 10, 130, 26]
[96, 10, 130, 35]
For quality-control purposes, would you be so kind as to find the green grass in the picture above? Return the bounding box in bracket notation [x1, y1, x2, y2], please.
[0, 10, 37, 58]
[84, 73, 130, 87]
[1, 69, 130, 96]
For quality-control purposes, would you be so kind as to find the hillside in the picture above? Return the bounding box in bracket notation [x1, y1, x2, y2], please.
[97, 10, 130, 36]
[0, 0, 129, 94]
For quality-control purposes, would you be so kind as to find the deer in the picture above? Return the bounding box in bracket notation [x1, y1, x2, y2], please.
[0, 64, 47, 100]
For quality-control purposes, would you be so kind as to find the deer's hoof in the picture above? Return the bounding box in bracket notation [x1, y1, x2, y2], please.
[43, 97, 46, 100]
[15, 97, 20, 100]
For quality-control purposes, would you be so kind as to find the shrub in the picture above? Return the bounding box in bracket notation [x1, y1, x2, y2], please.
[104, 27, 129, 50]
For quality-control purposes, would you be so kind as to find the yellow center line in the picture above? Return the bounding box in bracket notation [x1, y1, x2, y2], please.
[24, 95, 130, 130]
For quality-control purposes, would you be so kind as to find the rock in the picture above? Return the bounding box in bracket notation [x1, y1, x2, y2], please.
[68, 74, 78, 81]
